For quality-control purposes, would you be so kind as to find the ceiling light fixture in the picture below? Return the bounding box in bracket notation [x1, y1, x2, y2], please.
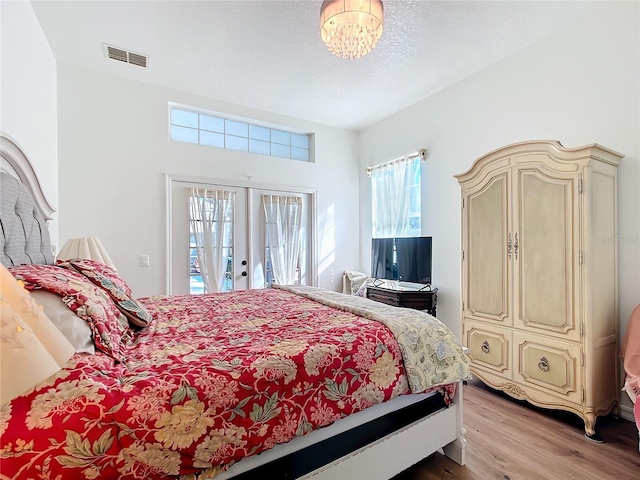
[320, 0, 384, 60]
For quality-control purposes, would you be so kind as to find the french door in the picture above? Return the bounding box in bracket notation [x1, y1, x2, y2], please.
[168, 178, 314, 295]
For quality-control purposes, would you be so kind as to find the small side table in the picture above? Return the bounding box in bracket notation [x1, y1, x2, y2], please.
[366, 284, 438, 317]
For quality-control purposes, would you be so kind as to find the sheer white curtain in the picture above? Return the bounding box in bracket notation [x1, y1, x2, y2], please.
[188, 188, 235, 293]
[262, 194, 302, 285]
[371, 157, 420, 237]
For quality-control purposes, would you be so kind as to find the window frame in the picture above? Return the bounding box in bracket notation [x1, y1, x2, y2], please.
[168, 103, 315, 163]
[370, 156, 422, 238]
[166, 174, 318, 295]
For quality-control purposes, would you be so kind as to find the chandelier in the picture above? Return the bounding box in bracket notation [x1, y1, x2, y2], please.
[320, 0, 384, 60]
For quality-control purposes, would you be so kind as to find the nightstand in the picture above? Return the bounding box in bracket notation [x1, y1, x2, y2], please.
[366, 284, 438, 317]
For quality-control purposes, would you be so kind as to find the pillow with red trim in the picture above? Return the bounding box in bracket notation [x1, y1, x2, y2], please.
[57, 259, 152, 328]
[57, 259, 133, 296]
[8, 264, 129, 362]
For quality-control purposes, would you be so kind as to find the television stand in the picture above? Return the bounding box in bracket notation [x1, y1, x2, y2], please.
[366, 285, 438, 317]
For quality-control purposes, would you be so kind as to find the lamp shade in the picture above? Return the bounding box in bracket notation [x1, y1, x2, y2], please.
[57, 237, 117, 271]
[0, 264, 74, 405]
[320, 0, 384, 59]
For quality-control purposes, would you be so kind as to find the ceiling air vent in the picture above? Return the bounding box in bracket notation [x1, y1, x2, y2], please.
[103, 44, 149, 68]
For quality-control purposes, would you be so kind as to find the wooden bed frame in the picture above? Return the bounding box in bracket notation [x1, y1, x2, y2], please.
[303, 399, 465, 479]
[0, 131, 467, 478]
[215, 388, 466, 479]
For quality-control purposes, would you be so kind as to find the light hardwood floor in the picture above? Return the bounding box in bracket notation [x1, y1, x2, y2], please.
[394, 379, 639, 480]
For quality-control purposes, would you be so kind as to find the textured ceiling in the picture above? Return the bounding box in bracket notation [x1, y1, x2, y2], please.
[31, 1, 598, 131]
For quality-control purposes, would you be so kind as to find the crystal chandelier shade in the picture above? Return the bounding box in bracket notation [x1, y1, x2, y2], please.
[320, 0, 384, 60]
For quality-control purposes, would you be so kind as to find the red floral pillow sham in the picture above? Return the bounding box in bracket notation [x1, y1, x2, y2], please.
[57, 259, 152, 328]
[8, 264, 128, 362]
[57, 258, 132, 295]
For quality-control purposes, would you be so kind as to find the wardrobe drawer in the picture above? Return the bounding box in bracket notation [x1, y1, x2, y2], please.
[513, 332, 581, 403]
[463, 321, 511, 376]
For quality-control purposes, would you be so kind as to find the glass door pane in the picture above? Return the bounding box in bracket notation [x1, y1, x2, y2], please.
[249, 188, 311, 289]
[171, 181, 248, 294]
[170, 181, 313, 294]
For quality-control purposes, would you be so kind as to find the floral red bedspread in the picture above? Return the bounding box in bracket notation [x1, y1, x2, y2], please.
[1, 288, 456, 479]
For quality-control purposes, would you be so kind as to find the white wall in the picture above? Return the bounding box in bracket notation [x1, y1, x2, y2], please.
[358, 2, 639, 414]
[57, 64, 359, 297]
[0, 1, 58, 243]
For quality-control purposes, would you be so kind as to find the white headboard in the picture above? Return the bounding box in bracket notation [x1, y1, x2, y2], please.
[0, 132, 55, 266]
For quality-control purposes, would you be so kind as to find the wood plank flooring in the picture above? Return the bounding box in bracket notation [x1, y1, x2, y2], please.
[394, 379, 640, 480]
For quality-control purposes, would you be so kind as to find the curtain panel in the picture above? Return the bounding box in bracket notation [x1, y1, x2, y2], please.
[371, 157, 420, 237]
[262, 194, 303, 285]
[188, 188, 235, 293]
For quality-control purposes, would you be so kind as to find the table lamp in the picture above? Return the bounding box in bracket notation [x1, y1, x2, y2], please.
[56, 237, 117, 271]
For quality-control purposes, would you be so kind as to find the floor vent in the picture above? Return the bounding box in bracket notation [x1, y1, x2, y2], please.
[103, 44, 149, 68]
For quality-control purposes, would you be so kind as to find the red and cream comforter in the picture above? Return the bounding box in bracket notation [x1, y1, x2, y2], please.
[1, 287, 469, 479]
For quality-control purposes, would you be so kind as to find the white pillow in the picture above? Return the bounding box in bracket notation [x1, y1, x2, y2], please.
[30, 290, 95, 354]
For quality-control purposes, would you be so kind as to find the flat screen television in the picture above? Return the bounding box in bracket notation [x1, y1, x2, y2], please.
[371, 236, 433, 286]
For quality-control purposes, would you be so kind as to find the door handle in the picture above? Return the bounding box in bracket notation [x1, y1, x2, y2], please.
[507, 233, 512, 260]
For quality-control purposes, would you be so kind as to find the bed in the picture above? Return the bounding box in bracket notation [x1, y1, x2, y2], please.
[0, 132, 471, 479]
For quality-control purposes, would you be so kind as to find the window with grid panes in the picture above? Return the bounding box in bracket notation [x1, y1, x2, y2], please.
[170, 107, 312, 162]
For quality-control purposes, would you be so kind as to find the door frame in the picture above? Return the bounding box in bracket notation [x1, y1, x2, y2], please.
[165, 173, 318, 294]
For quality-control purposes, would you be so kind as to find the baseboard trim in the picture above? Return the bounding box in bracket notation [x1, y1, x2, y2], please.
[620, 404, 635, 423]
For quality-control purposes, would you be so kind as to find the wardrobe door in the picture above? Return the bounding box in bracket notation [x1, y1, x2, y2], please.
[512, 166, 580, 342]
[462, 170, 512, 325]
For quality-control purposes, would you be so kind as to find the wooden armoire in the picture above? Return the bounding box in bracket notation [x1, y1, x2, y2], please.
[455, 140, 622, 439]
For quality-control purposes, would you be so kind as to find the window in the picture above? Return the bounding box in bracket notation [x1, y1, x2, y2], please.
[170, 107, 312, 162]
[188, 189, 235, 294]
[407, 161, 421, 235]
[262, 195, 303, 287]
[189, 235, 233, 294]
[263, 250, 301, 288]
[369, 154, 422, 237]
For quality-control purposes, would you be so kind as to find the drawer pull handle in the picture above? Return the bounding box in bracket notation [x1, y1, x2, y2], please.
[481, 341, 490, 353]
[538, 356, 550, 372]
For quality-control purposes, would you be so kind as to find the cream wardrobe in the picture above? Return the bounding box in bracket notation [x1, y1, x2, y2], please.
[455, 140, 622, 440]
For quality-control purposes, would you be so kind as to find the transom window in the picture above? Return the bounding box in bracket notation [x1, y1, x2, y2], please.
[170, 107, 312, 162]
